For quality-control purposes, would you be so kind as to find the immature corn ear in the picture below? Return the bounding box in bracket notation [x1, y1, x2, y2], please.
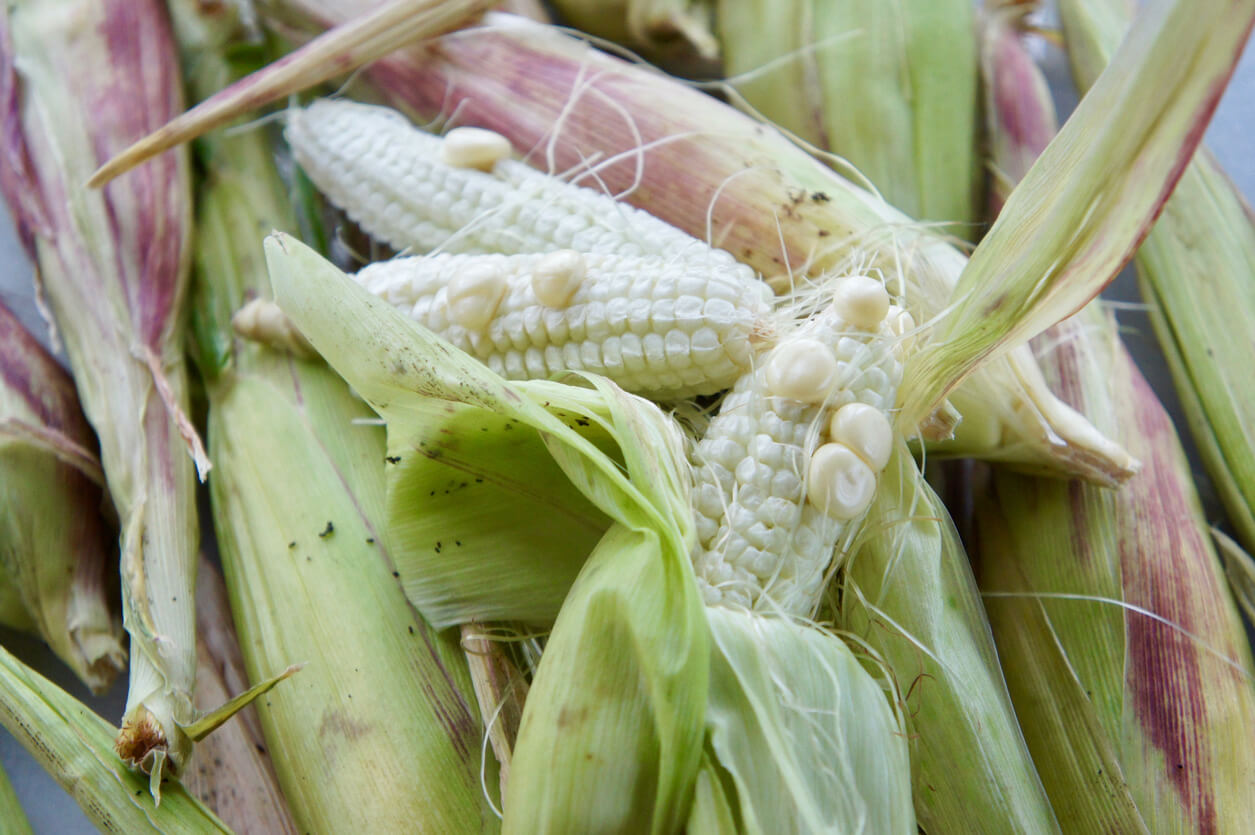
[718, 0, 980, 233]
[0, 0, 203, 788]
[1062, 0, 1255, 558]
[975, 306, 1255, 832]
[838, 441, 1058, 832]
[0, 644, 230, 832]
[271, 7, 1132, 485]
[171, 4, 500, 828]
[0, 301, 125, 694]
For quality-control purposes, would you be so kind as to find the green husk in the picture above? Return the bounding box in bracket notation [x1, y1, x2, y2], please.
[172, 3, 500, 829]
[0, 302, 125, 694]
[703, 608, 914, 834]
[0, 643, 229, 833]
[718, 0, 980, 232]
[266, 231, 710, 831]
[549, 0, 718, 64]
[1061, 0, 1255, 558]
[898, 0, 1255, 429]
[838, 441, 1058, 833]
[0, 757, 32, 835]
[976, 306, 1255, 832]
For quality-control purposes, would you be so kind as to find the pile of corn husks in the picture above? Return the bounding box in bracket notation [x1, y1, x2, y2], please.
[0, 0, 1253, 832]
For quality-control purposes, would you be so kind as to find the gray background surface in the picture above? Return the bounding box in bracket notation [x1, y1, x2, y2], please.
[0, 14, 1252, 835]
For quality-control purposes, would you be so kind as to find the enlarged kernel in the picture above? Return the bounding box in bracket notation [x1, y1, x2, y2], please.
[832, 275, 890, 330]
[828, 403, 894, 471]
[764, 338, 839, 403]
[439, 126, 512, 171]
[445, 263, 507, 331]
[806, 443, 877, 520]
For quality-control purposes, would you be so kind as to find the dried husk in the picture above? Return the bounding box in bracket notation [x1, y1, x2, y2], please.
[0, 301, 124, 694]
[0, 0, 203, 786]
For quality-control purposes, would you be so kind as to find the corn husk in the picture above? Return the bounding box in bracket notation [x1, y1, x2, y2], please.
[184, 556, 298, 835]
[975, 306, 1255, 832]
[0, 758, 32, 835]
[549, 0, 718, 66]
[718, 0, 980, 232]
[838, 440, 1058, 832]
[897, 0, 1255, 428]
[0, 643, 230, 832]
[173, 6, 499, 829]
[0, 300, 125, 694]
[0, 0, 205, 786]
[702, 609, 914, 834]
[267, 231, 709, 831]
[1061, 0, 1255, 559]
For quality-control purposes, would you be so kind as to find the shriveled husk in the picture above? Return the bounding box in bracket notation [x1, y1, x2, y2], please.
[717, 0, 980, 232]
[176, 5, 499, 829]
[0, 643, 229, 832]
[0, 0, 203, 786]
[1061, 0, 1255, 558]
[838, 441, 1058, 833]
[0, 301, 124, 694]
[975, 305, 1255, 832]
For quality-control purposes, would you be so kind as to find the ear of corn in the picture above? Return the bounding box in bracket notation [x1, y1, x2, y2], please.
[897, 0, 1255, 429]
[1061, 0, 1255, 560]
[976, 306, 1255, 832]
[0, 0, 205, 788]
[685, 751, 740, 834]
[184, 554, 299, 835]
[353, 250, 773, 400]
[267, 231, 713, 832]
[263, 10, 1135, 485]
[717, 0, 980, 233]
[0, 643, 230, 833]
[0, 301, 125, 694]
[703, 607, 914, 834]
[171, 4, 501, 828]
[838, 440, 1058, 832]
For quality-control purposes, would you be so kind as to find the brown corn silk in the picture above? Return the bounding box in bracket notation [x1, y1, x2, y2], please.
[0, 301, 125, 694]
[0, 0, 202, 786]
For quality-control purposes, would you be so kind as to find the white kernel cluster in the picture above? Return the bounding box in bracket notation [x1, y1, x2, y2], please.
[690, 275, 903, 615]
[355, 251, 775, 400]
[286, 99, 754, 278]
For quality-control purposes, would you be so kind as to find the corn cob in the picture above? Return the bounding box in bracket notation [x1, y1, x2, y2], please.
[717, 0, 980, 232]
[0, 300, 125, 694]
[1062, 0, 1255, 558]
[691, 276, 903, 614]
[0, 643, 230, 833]
[354, 250, 774, 399]
[0, 0, 204, 787]
[250, 9, 1137, 484]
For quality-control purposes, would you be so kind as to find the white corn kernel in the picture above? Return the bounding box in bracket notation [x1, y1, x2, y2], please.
[832, 275, 890, 330]
[439, 126, 512, 171]
[531, 250, 586, 307]
[807, 443, 877, 520]
[828, 403, 894, 471]
[446, 263, 508, 331]
[764, 338, 839, 403]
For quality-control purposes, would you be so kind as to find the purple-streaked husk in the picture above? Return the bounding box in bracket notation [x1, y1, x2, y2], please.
[976, 306, 1255, 832]
[89, 0, 494, 188]
[0, 0, 204, 789]
[0, 300, 124, 695]
[249, 4, 1135, 485]
[185, 556, 298, 835]
[980, 4, 1058, 218]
